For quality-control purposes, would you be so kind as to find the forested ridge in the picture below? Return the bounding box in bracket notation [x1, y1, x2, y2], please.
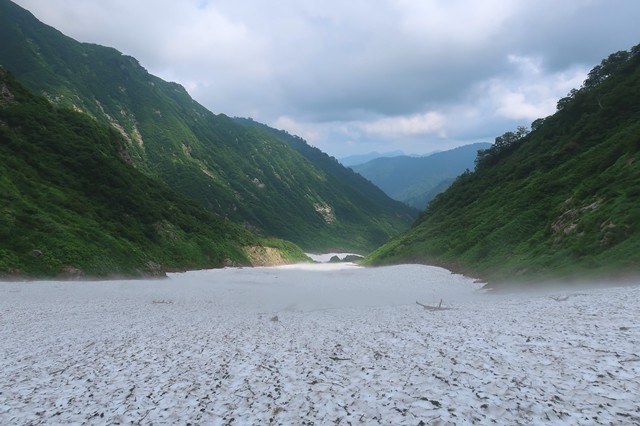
[0, 0, 414, 253]
[367, 45, 640, 284]
[0, 69, 308, 278]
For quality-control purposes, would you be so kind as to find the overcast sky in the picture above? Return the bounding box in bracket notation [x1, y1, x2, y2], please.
[13, 0, 640, 158]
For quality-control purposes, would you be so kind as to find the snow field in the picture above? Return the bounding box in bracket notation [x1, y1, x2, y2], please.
[1, 264, 639, 424]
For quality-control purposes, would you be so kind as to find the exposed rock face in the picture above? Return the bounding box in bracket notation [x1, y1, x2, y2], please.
[119, 148, 134, 165]
[551, 197, 602, 240]
[244, 246, 291, 267]
[58, 266, 84, 280]
[223, 258, 238, 267]
[342, 254, 364, 263]
[144, 261, 165, 277]
[313, 202, 336, 224]
[328, 254, 364, 263]
[0, 68, 16, 104]
[1, 82, 14, 103]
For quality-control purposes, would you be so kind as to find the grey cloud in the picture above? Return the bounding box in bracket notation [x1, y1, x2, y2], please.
[12, 0, 640, 157]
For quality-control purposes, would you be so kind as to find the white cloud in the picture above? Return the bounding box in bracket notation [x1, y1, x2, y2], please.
[272, 116, 323, 144]
[361, 112, 447, 138]
[473, 55, 588, 122]
[393, 0, 518, 45]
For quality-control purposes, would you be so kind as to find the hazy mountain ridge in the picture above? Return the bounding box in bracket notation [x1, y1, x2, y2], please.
[352, 143, 491, 209]
[338, 150, 406, 167]
[368, 44, 640, 284]
[0, 0, 414, 253]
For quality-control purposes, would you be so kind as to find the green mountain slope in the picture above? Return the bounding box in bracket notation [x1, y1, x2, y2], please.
[368, 45, 640, 284]
[0, 68, 309, 279]
[235, 117, 418, 229]
[351, 143, 490, 209]
[0, 0, 414, 252]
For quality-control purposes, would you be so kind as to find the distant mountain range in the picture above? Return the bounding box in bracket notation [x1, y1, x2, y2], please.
[351, 143, 491, 209]
[368, 44, 640, 285]
[0, 0, 415, 258]
[339, 151, 406, 167]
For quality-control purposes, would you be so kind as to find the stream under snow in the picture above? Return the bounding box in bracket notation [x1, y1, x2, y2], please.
[1, 261, 639, 424]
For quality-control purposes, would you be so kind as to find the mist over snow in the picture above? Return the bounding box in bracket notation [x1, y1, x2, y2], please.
[2, 264, 639, 423]
[12, 0, 640, 157]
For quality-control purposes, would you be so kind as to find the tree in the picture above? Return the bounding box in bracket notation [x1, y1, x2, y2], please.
[583, 50, 631, 89]
[557, 89, 579, 111]
[531, 118, 546, 132]
[475, 126, 529, 170]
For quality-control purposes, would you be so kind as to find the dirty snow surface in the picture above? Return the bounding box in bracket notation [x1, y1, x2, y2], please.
[1, 263, 639, 425]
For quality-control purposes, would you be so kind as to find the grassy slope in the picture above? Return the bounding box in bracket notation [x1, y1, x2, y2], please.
[0, 69, 309, 279]
[367, 46, 640, 284]
[0, 0, 414, 252]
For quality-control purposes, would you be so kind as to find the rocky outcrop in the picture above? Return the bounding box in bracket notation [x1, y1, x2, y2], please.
[244, 246, 293, 267]
[313, 202, 336, 224]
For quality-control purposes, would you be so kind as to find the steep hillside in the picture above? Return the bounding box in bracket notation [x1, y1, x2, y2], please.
[368, 45, 640, 284]
[0, 68, 309, 279]
[0, 0, 414, 252]
[352, 143, 490, 209]
[235, 118, 418, 221]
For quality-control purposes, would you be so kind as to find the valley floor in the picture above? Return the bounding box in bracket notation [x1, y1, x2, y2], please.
[1, 263, 639, 424]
